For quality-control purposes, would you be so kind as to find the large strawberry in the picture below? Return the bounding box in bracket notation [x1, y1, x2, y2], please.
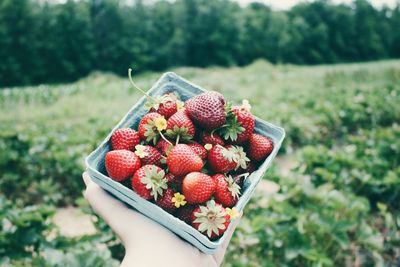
[182, 172, 215, 204]
[208, 145, 249, 173]
[131, 165, 167, 200]
[165, 110, 195, 142]
[200, 131, 225, 146]
[166, 144, 203, 176]
[248, 133, 274, 162]
[155, 188, 177, 214]
[111, 128, 140, 151]
[105, 150, 141, 181]
[219, 100, 255, 144]
[134, 145, 163, 167]
[147, 93, 180, 119]
[191, 200, 230, 240]
[138, 112, 166, 145]
[185, 92, 226, 130]
[187, 142, 207, 159]
[213, 174, 241, 207]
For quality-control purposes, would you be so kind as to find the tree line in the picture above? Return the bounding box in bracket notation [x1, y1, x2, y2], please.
[0, 0, 399, 87]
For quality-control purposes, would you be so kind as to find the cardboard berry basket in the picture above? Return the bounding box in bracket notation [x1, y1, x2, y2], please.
[85, 72, 285, 254]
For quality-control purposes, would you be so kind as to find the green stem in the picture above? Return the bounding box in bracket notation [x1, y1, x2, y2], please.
[175, 134, 180, 146]
[128, 68, 156, 101]
[159, 132, 173, 146]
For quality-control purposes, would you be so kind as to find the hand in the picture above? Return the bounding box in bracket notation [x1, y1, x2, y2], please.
[82, 172, 240, 267]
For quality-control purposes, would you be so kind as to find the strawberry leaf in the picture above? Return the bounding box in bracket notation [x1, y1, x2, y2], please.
[218, 113, 245, 141]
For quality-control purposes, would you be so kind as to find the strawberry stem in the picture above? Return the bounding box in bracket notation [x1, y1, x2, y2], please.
[175, 134, 180, 146]
[159, 131, 173, 147]
[128, 68, 156, 101]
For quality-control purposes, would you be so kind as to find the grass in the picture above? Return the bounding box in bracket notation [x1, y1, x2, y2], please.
[1, 59, 399, 266]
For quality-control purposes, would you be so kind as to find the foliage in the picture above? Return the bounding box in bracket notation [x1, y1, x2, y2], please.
[0, 60, 399, 266]
[0, 196, 119, 267]
[1, 0, 400, 87]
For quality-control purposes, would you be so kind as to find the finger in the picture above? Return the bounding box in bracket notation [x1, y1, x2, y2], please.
[82, 172, 91, 187]
[212, 214, 242, 265]
[82, 176, 172, 247]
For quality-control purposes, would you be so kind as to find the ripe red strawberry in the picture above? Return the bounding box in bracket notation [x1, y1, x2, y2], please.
[248, 133, 274, 162]
[191, 200, 230, 240]
[177, 205, 196, 224]
[155, 139, 174, 156]
[230, 106, 255, 144]
[219, 102, 255, 144]
[111, 128, 140, 151]
[200, 131, 225, 146]
[138, 112, 164, 144]
[207, 91, 225, 104]
[155, 188, 177, 214]
[148, 93, 179, 119]
[166, 111, 195, 141]
[187, 142, 207, 159]
[131, 165, 167, 200]
[134, 145, 163, 167]
[167, 144, 203, 176]
[182, 172, 215, 204]
[105, 150, 141, 181]
[185, 92, 226, 130]
[213, 174, 241, 207]
[208, 145, 249, 173]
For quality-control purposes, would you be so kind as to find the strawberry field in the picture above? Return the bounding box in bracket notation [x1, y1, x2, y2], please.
[1, 59, 399, 266]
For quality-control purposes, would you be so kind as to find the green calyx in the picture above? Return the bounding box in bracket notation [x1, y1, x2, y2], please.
[165, 125, 193, 141]
[218, 110, 245, 141]
[145, 94, 175, 111]
[221, 146, 250, 170]
[193, 200, 227, 238]
[143, 119, 160, 145]
[141, 166, 168, 201]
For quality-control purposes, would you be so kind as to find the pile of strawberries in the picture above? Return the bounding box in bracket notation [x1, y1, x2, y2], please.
[104, 89, 274, 240]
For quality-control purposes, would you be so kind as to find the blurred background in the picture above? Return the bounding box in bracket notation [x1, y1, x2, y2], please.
[0, 0, 399, 266]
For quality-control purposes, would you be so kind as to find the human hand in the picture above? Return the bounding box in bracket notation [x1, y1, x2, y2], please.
[82, 172, 241, 267]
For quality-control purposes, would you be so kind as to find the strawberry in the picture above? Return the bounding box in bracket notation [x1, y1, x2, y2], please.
[138, 112, 166, 145]
[208, 145, 249, 173]
[177, 205, 196, 224]
[200, 131, 225, 146]
[185, 92, 226, 130]
[110, 128, 140, 151]
[131, 165, 167, 200]
[182, 172, 215, 204]
[166, 144, 203, 176]
[187, 142, 207, 159]
[213, 174, 241, 207]
[147, 93, 179, 119]
[134, 145, 163, 167]
[191, 200, 230, 240]
[155, 138, 174, 156]
[219, 100, 255, 144]
[105, 150, 141, 181]
[165, 110, 195, 141]
[207, 91, 225, 104]
[248, 133, 274, 162]
[155, 188, 177, 214]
